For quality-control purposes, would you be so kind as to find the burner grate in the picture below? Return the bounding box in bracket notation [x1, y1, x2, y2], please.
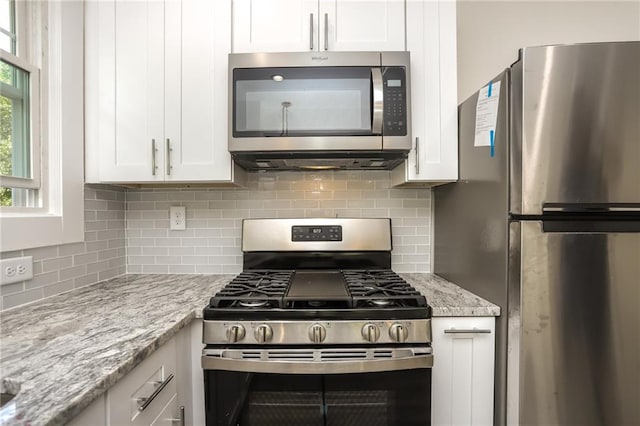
[343, 270, 427, 308]
[211, 270, 293, 308]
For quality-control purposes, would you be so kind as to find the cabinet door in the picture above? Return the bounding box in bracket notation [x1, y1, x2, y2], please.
[99, 0, 165, 182]
[391, 0, 457, 186]
[319, 0, 405, 52]
[233, 0, 318, 53]
[431, 317, 495, 426]
[164, 0, 233, 181]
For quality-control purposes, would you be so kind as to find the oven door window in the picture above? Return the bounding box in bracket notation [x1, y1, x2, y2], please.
[205, 370, 431, 426]
[233, 67, 373, 138]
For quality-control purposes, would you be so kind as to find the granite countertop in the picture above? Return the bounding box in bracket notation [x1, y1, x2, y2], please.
[401, 273, 500, 317]
[0, 273, 498, 425]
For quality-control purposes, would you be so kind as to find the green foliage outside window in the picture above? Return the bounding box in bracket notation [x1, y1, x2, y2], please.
[0, 62, 12, 206]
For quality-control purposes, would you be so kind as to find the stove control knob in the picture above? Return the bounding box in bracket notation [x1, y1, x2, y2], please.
[309, 324, 327, 344]
[389, 323, 409, 343]
[361, 323, 381, 342]
[226, 324, 246, 343]
[254, 324, 274, 343]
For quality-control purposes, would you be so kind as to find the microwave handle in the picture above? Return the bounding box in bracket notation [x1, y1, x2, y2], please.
[371, 68, 384, 135]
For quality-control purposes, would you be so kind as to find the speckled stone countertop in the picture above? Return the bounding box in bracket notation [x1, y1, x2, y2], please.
[0, 273, 498, 425]
[401, 273, 500, 317]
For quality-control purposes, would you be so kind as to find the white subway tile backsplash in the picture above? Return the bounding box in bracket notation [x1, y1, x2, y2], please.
[60, 265, 87, 281]
[168, 247, 196, 256]
[169, 265, 196, 274]
[0, 184, 128, 309]
[1, 184, 126, 310]
[125, 171, 431, 274]
[0, 282, 24, 296]
[43, 279, 75, 297]
[75, 273, 99, 288]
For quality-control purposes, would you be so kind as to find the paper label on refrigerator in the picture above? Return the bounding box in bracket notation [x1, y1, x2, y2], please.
[474, 80, 501, 153]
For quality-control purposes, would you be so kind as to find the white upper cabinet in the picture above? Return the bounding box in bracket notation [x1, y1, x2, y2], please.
[232, 0, 405, 53]
[165, 0, 233, 181]
[233, 0, 318, 53]
[85, 0, 240, 184]
[392, 0, 458, 186]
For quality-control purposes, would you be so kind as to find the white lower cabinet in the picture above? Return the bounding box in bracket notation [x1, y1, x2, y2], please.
[67, 394, 107, 426]
[69, 325, 194, 426]
[108, 338, 177, 425]
[431, 317, 496, 426]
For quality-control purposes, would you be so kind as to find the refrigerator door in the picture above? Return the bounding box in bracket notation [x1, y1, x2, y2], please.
[511, 41, 640, 215]
[508, 221, 640, 425]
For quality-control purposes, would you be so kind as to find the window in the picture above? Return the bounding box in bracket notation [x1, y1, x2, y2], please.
[0, 0, 41, 208]
[0, 1, 84, 252]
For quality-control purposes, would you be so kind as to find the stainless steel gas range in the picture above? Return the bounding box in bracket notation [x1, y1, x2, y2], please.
[202, 218, 432, 426]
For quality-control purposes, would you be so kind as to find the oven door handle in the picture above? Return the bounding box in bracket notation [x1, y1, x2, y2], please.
[201, 354, 433, 374]
[371, 67, 384, 135]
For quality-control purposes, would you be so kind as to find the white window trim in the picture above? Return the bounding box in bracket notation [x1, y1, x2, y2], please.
[0, 1, 84, 252]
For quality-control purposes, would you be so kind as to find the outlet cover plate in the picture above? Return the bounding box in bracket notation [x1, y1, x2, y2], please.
[1, 256, 34, 285]
[170, 206, 186, 230]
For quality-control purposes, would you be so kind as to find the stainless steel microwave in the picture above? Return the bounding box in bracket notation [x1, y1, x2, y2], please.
[228, 52, 411, 171]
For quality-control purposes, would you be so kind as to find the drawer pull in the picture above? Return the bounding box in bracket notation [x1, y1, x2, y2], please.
[137, 373, 174, 412]
[444, 328, 492, 334]
[444, 328, 491, 334]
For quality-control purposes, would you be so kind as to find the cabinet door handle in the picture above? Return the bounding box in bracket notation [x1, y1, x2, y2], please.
[166, 138, 172, 176]
[151, 139, 158, 176]
[415, 137, 420, 175]
[137, 373, 174, 412]
[324, 13, 329, 50]
[309, 13, 314, 50]
[444, 328, 492, 334]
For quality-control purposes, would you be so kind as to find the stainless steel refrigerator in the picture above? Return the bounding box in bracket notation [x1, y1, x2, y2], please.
[434, 41, 640, 425]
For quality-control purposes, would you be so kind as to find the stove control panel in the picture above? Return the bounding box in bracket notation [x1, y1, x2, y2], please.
[204, 319, 432, 346]
[292, 225, 342, 242]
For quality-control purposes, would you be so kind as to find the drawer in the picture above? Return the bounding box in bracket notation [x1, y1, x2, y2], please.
[108, 338, 177, 425]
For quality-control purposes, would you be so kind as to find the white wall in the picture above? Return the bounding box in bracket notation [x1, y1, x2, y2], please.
[457, 0, 640, 102]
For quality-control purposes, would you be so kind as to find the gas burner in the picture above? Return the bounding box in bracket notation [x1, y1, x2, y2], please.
[239, 300, 269, 308]
[344, 270, 428, 308]
[211, 270, 293, 309]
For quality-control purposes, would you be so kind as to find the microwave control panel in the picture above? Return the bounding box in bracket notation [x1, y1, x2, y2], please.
[382, 67, 407, 136]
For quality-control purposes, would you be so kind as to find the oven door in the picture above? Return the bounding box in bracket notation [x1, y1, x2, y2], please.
[202, 347, 432, 426]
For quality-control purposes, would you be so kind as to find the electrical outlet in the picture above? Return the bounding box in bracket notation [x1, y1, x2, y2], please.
[1, 256, 33, 285]
[170, 206, 186, 230]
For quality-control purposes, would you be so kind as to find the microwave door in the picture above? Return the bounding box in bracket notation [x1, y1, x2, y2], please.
[229, 66, 383, 152]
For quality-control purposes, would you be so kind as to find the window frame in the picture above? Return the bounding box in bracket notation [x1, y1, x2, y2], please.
[0, 0, 84, 252]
